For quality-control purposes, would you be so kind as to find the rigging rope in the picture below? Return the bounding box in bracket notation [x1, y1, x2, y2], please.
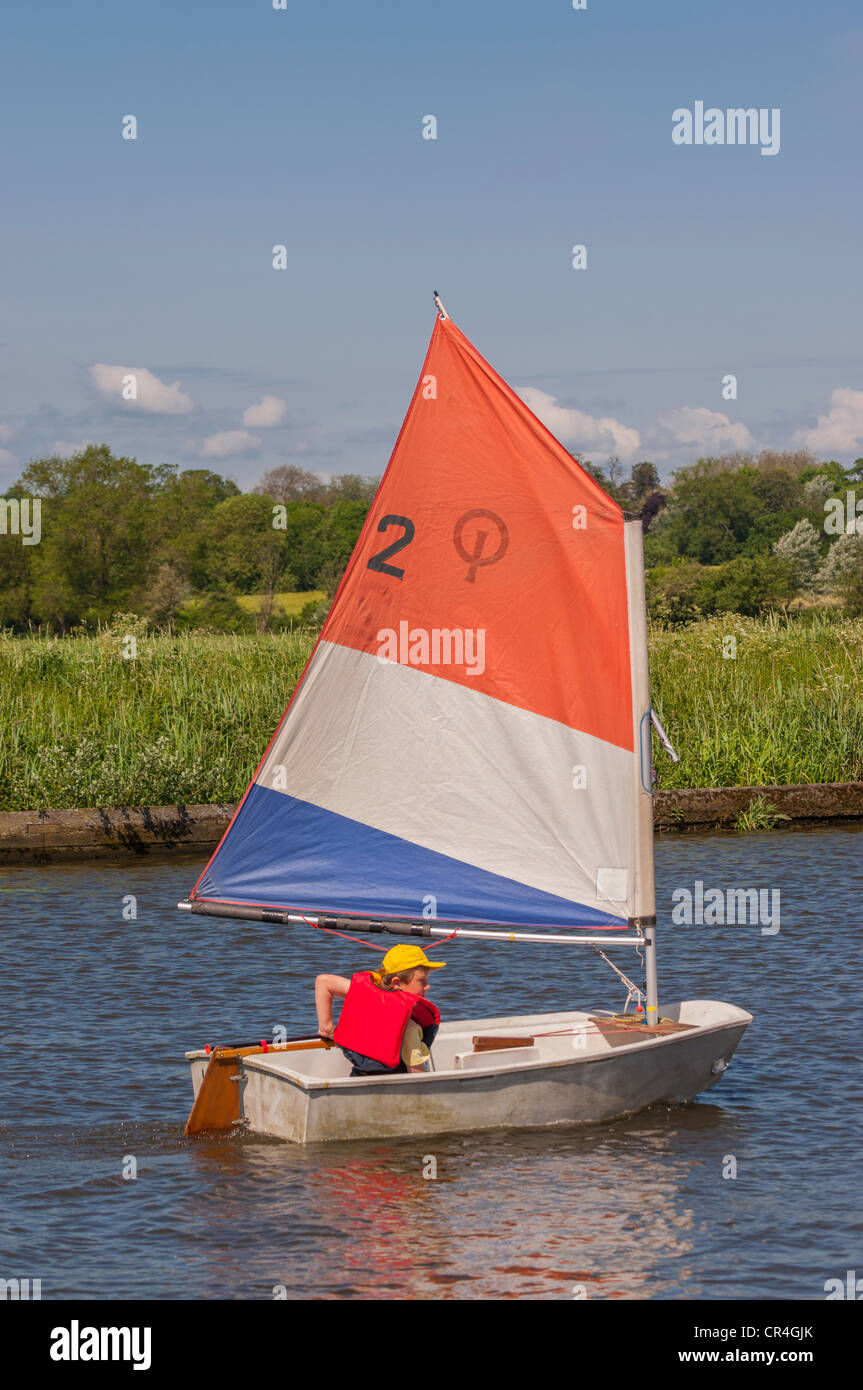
[593, 945, 645, 1013]
[303, 916, 459, 955]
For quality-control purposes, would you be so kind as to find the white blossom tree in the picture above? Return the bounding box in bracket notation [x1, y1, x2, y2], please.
[802, 474, 834, 504]
[772, 518, 821, 592]
[815, 532, 863, 595]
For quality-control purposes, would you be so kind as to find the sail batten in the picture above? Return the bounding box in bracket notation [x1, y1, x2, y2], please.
[190, 312, 652, 934]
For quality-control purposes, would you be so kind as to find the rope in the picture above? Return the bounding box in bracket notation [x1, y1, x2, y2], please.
[527, 1022, 664, 1040]
[425, 929, 459, 950]
[308, 919, 388, 951]
[593, 944, 645, 1012]
[306, 916, 459, 954]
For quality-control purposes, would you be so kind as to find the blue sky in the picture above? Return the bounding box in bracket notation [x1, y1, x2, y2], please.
[1, 0, 861, 490]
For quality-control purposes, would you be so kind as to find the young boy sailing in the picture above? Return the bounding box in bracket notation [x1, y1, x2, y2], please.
[315, 945, 444, 1076]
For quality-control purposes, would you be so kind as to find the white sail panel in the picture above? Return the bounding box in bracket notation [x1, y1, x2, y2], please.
[250, 639, 636, 919]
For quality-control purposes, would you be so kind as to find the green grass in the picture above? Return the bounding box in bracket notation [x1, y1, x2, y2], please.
[650, 613, 863, 788]
[1, 612, 862, 811]
[732, 796, 791, 832]
[0, 624, 315, 811]
[234, 590, 325, 617]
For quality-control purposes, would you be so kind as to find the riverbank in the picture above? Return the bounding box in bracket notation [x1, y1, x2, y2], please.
[1, 615, 862, 811]
[2, 783, 862, 863]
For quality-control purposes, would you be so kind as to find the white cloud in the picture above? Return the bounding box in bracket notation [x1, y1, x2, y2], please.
[51, 440, 96, 457]
[516, 387, 640, 459]
[90, 364, 194, 414]
[0, 447, 15, 466]
[657, 406, 753, 452]
[243, 395, 286, 427]
[200, 429, 261, 458]
[0, 423, 14, 442]
[795, 387, 863, 455]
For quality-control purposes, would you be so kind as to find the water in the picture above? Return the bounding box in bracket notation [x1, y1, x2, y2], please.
[3, 824, 862, 1300]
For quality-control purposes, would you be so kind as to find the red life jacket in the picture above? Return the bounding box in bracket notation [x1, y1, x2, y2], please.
[334, 972, 439, 1069]
[409, 995, 440, 1035]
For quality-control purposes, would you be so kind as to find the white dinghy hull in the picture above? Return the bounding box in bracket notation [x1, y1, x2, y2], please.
[185, 1000, 751, 1144]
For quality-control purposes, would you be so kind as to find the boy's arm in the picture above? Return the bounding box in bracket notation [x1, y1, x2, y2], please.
[315, 974, 351, 1038]
[401, 1020, 430, 1073]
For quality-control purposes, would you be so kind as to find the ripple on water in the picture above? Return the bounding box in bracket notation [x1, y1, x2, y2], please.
[3, 828, 862, 1298]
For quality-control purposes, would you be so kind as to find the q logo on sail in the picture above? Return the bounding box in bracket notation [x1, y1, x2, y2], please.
[453, 509, 509, 582]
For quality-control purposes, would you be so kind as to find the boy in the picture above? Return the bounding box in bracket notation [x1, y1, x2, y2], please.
[315, 944, 445, 1076]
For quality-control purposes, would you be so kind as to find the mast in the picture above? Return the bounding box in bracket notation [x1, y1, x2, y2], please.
[623, 519, 658, 1023]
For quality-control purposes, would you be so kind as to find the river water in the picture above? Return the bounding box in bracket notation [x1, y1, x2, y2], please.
[3, 824, 862, 1300]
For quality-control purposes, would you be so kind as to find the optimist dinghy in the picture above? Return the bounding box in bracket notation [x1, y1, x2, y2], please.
[180, 295, 751, 1143]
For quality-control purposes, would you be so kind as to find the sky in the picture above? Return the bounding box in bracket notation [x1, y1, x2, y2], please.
[1, 0, 862, 491]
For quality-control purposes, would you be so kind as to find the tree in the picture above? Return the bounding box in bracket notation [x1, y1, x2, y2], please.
[753, 447, 819, 476]
[620, 462, 661, 510]
[569, 455, 626, 505]
[647, 554, 795, 622]
[323, 474, 380, 505]
[279, 502, 327, 589]
[772, 519, 821, 592]
[0, 484, 35, 625]
[648, 459, 804, 565]
[202, 494, 292, 629]
[640, 489, 667, 532]
[17, 445, 168, 627]
[254, 464, 326, 504]
[617, 462, 667, 528]
[318, 500, 369, 593]
[151, 468, 241, 590]
[646, 560, 705, 623]
[572, 457, 667, 521]
[839, 551, 863, 615]
[703, 553, 794, 615]
[134, 562, 192, 626]
[815, 533, 863, 596]
[802, 474, 835, 505]
[176, 589, 254, 633]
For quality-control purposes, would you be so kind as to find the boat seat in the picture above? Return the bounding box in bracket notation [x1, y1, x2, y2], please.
[473, 1035, 535, 1051]
[455, 1045, 541, 1071]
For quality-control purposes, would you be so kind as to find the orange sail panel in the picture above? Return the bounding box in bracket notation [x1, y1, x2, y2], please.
[322, 317, 632, 750]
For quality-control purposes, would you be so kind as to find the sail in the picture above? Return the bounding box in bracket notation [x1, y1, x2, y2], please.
[192, 313, 655, 929]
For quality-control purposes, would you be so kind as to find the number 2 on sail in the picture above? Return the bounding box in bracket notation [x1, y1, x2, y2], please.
[367, 515, 415, 579]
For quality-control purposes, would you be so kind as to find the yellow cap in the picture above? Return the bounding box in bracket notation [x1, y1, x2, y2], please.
[381, 944, 446, 974]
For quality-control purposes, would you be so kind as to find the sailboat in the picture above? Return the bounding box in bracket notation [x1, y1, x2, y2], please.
[180, 296, 751, 1144]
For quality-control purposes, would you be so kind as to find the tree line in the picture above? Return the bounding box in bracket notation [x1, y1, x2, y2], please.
[583, 449, 863, 620]
[0, 451, 377, 631]
[1, 444, 862, 631]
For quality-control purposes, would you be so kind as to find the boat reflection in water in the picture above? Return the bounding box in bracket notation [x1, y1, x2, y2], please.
[176, 1103, 737, 1299]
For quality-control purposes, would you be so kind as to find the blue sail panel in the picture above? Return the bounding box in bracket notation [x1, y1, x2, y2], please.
[195, 783, 626, 930]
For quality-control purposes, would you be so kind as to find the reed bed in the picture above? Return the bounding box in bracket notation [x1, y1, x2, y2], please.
[1, 613, 861, 811]
[0, 625, 313, 811]
[649, 614, 863, 789]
